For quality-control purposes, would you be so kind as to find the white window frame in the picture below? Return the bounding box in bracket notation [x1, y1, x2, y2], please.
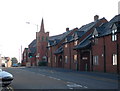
[112, 29, 117, 41]
[48, 57, 51, 63]
[55, 56, 56, 63]
[93, 56, 99, 65]
[65, 44, 68, 48]
[74, 40, 78, 46]
[112, 54, 117, 65]
[74, 55, 77, 63]
[65, 56, 68, 63]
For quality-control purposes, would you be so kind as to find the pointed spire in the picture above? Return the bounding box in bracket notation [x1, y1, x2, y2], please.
[40, 18, 45, 33]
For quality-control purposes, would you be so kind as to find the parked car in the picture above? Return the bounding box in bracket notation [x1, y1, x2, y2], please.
[0, 69, 13, 87]
[12, 63, 18, 67]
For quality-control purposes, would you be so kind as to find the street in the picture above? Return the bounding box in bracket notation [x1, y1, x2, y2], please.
[1, 67, 118, 90]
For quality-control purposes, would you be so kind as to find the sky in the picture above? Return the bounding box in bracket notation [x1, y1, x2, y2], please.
[0, 0, 119, 62]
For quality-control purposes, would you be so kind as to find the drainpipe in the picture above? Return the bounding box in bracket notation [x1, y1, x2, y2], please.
[117, 33, 119, 74]
[69, 43, 71, 69]
[90, 49, 93, 71]
[51, 47, 52, 67]
[77, 50, 79, 71]
[103, 36, 106, 73]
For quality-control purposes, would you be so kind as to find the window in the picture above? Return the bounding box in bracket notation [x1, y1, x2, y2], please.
[42, 36, 44, 41]
[38, 36, 40, 42]
[74, 40, 78, 46]
[74, 55, 77, 63]
[46, 37, 48, 41]
[92, 37, 98, 45]
[93, 56, 99, 65]
[48, 43, 50, 46]
[112, 29, 117, 41]
[48, 57, 50, 63]
[65, 38, 67, 42]
[113, 54, 117, 65]
[65, 56, 68, 63]
[48, 47, 50, 50]
[65, 44, 67, 48]
[95, 38, 98, 44]
[55, 56, 56, 63]
[74, 33, 78, 40]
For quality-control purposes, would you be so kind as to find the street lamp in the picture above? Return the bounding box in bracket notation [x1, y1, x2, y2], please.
[26, 22, 39, 32]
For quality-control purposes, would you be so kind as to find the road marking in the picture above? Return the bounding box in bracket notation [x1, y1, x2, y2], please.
[67, 83, 82, 88]
[83, 86, 88, 88]
[39, 74, 45, 77]
[48, 76, 61, 81]
[67, 82, 71, 84]
[69, 88, 73, 89]
[66, 82, 88, 89]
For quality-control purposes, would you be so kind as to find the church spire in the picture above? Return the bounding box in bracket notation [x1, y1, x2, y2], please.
[40, 18, 45, 33]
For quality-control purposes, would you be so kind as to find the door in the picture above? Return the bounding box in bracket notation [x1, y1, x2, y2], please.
[58, 56, 62, 68]
[80, 51, 90, 71]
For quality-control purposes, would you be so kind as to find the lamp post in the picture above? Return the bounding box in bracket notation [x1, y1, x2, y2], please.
[26, 22, 38, 32]
[26, 22, 39, 66]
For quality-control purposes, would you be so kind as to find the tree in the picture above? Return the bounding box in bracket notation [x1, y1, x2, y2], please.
[11, 57, 18, 65]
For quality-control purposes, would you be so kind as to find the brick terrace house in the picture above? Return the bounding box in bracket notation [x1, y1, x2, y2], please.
[91, 14, 120, 74]
[22, 48, 28, 66]
[63, 15, 107, 71]
[47, 15, 107, 70]
[47, 28, 78, 68]
[22, 39, 36, 67]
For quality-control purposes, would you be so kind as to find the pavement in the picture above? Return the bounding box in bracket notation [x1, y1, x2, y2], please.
[25, 66, 119, 81]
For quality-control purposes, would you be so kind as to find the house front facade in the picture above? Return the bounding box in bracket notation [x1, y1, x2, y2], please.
[91, 14, 120, 73]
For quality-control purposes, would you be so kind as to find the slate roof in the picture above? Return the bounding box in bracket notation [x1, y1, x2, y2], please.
[48, 29, 72, 47]
[75, 31, 85, 38]
[62, 35, 73, 44]
[74, 34, 92, 50]
[97, 14, 120, 37]
[78, 22, 96, 32]
[54, 46, 63, 54]
[28, 39, 36, 54]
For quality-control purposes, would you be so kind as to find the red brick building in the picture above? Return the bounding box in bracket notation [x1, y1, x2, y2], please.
[22, 18, 49, 66]
[47, 28, 78, 68]
[65, 15, 107, 71]
[36, 18, 49, 66]
[22, 39, 36, 67]
[22, 14, 119, 74]
[47, 14, 120, 74]
[22, 48, 28, 66]
[91, 14, 120, 73]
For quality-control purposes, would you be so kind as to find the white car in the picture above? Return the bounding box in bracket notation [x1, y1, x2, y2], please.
[0, 69, 13, 87]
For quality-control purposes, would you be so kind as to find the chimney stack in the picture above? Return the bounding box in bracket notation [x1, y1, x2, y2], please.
[94, 15, 99, 22]
[66, 28, 69, 31]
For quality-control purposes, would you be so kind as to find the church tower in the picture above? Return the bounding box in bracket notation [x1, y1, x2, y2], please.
[36, 18, 49, 66]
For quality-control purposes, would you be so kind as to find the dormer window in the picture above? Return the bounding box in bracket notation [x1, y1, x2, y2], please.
[74, 33, 78, 40]
[65, 38, 67, 42]
[74, 40, 78, 46]
[112, 29, 117, 41]
[92, 28, 98, 37]
[48, 42, 50, 46]
[54, 41, 56, 44]
[65, 44, 68, 48]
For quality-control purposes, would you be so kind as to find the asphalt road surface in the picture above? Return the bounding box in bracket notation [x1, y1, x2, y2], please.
[1, 67, 118, 90]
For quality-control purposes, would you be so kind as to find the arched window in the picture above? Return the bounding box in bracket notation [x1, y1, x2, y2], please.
[46, 37, 48, 41]
[42, 36, 44, 41]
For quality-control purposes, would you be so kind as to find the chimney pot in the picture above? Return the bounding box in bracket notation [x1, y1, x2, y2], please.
[94, 15, 99, 21]
[66, 28, 69, 31]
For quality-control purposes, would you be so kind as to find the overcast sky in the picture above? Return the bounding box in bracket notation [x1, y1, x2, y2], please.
[0, 0, 119, 62]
